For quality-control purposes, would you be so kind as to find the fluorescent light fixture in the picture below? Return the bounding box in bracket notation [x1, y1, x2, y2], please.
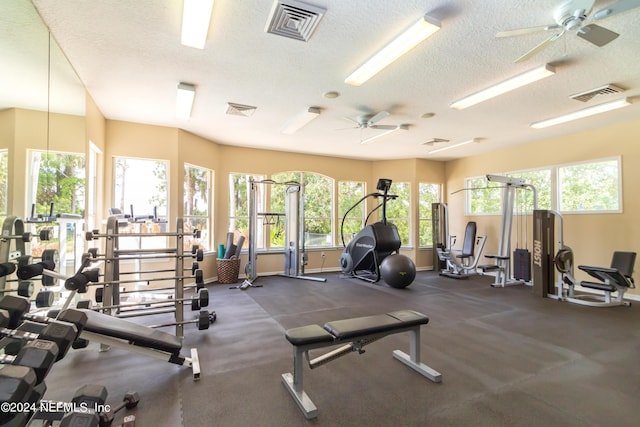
[181, 0, 215, 49]
[345, 14, 441, 86]
[428, 138, 479, 154]
[531, 97, 631, 129]
[176, 83, 196, 120]
[361, 125, 408, 144]
[281, 107, 321, 134]
[450, 64, 555, 110]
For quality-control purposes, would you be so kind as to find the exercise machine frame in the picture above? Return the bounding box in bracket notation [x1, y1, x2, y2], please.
[240, 178, 325, 289]
[480, 175, 537, 287]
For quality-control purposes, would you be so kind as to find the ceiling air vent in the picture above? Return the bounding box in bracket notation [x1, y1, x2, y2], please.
[226, 103, 257, 117]
[569, 84, 625, 102]
[265, 0, 326, 42]
[422, 138, 450, 146]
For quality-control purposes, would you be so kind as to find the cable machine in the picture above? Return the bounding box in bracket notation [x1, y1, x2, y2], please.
[240, 178, 326, 290]
[482, 174, 538, 287]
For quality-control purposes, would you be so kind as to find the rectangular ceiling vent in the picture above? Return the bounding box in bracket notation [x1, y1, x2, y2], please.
[569, 84, 625, 102]
[265, 0, 326, 42]
[226, 102, 257, 117]
[422, 138, 450, 146]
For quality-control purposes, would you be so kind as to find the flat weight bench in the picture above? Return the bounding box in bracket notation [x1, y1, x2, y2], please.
[282, 310, 441, 419]
[57, 308, 201, 380]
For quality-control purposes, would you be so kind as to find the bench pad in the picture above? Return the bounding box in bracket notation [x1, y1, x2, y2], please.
[324, 310, 428, 340]
[285, 310, 429, 346]
[285, 324, 334, 346]
[59, 309, 183, 355]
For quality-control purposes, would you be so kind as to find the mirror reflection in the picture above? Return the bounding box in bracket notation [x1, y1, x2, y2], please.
[1, 0, 86, 220]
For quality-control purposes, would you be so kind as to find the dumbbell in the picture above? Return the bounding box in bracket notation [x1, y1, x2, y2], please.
[16, 259, 57, 282]
[0, 280, 35, 298]
[64, 269, 101, 293]
[0, 262, 16, 278]
[99, 391, 140, 427]
[0, 294, 31, 329]
[97, 288, 209, 311]
[0, 365, 38, 425]
[151, 309, 216, 331]
[0, 339, 59, 384]
[56, 384, 108, 427]
[0, 262, 36, 299]
[196, 310, 216, 330]
[0, 319, 80, 362]
[0, 232, 33, 242]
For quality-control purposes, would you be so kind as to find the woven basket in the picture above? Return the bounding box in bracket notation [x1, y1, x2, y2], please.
[216, 258, 240, 284]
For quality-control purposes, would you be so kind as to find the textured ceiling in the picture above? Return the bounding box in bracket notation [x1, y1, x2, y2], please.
[7, 0, 640, 160]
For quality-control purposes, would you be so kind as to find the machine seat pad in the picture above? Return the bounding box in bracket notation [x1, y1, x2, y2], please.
[285, 324, 335, 346]
[323, 310, 428, 340]
[580, 281, 617, 292]
[59, 309, 183, 355]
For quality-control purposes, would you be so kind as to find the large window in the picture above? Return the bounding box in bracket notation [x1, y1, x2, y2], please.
[418, 183, 440, 247]
[113, 157, 168, 220]
[0, 150, 7, 221]
[338, 181, 365, 246]
[386, 182, 411, 246]
[559, 158, 621, 213]
[271, 172, 333, 248]
[465, 157, 621, 215]
[29, 150, 85, 217]
[466, 176, 502, 215]
[184, 163, 213, 251]
[228, 173, 265, 249]
[507, 169, 552, 211]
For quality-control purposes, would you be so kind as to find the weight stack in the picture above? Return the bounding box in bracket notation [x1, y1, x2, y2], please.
[513, 248, 531, 281]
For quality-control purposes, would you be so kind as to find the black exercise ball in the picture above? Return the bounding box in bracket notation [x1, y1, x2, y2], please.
[380, 254, 416, 288]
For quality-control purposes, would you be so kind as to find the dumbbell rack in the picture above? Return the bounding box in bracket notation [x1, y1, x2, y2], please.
[1, 217, 32, 299]
[93, 216, 194, 337]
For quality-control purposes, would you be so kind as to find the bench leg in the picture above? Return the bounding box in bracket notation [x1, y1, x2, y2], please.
[392, 328, 442, 383]
[282, 346, 318, 419]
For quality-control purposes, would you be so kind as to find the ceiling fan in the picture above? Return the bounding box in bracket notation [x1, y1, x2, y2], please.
[341, 111, 408, 144]
[496, 0, 640, 63]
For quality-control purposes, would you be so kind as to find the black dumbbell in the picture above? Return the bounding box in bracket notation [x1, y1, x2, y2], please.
[99, 391, 140, 426]
[0, 295, 31, 329]
[64, 269, 100, 293]
[197, 310, 216, 330]
[0, 365, 37, 425]
[0, 365, 38, 425]
[0, 232, 32, 242]
[35, 290, 56, 308]
[0, 320, 80, 361]
[190, 288, 209, 310]
[60, 411, 100, 427]
[0, 339, 59, 384]
[0, 280, 35, 298]
[16, 260, 56, 281]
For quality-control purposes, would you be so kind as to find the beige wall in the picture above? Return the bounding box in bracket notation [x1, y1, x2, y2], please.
[444, 118, 640, 295]
[6, 100, 638, 296]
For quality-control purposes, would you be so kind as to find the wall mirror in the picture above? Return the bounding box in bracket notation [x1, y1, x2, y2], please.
[1, 0, 86, 218]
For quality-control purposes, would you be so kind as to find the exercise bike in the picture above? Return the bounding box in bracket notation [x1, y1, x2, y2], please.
[339, 179, 415, 288]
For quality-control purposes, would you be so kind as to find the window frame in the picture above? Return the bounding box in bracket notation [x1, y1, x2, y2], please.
[338, 180, 366, 247]
[557, 156, 622, 214]
[183, 163, 213, 252]
[418, 182, 441, 248]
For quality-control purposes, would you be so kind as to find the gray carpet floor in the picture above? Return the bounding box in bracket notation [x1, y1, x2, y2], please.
[40, 271, 640, 426]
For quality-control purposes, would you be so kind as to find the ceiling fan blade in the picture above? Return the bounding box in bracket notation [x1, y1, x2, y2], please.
[367, 111, 389, 126]
[593, 0, 640, 20]
[577, 23, 620, 46]
[369, 124, 399, 130]
[514, 31, 564, 63]
[496, 24, 559, 38]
